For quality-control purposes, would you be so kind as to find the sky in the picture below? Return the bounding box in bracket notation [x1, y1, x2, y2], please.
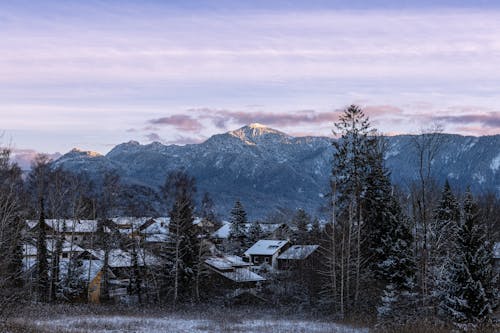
[1, 0, 500, 158]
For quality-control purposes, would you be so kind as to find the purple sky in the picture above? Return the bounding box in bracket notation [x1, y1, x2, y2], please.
[1, 0, 500, 156]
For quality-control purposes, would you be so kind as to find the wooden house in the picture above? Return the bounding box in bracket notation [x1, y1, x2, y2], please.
[243, 240, 290, 269]
[277, 245, 320, 270]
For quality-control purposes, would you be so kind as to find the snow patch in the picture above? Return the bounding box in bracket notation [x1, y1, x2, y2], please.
[490, 154, 500, 173]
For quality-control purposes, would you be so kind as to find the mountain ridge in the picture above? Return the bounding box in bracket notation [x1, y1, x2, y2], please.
[53, 124, 500, 218]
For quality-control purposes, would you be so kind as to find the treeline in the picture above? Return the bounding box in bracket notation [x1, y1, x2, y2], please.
[0, 105, 499, 331]
[318, 105, 499, 330]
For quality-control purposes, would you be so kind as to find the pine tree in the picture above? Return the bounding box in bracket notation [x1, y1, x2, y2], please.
[248, 221, 264, 245]
[377, 197, 417, 321]
[330, 104, 377, 312]
[308, 218, 322, 244]
[292, 209, 310, 244]
[432, 180, 460, 258]
[440, 189, 499, 328]
[362, 142, 417, 320]
[36, 198, 49, 302]
[162, 170, 198, 304]
[228, 200, 248, 254]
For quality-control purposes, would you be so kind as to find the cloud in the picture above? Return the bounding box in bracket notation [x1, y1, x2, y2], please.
[433, 112, 500, 128]
[148, 115, 203, 132]
[191, 108, 341, 129]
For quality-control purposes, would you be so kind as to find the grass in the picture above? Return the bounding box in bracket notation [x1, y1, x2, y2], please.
[2, 303, 367, 333]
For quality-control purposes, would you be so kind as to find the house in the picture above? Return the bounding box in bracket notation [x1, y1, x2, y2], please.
[243, 240, 290, 268]
[205, 254, 265, 287]
[27, 219, 101, 247]
[277, 245, 320, 270]
[83, 248, 160, 303]
[22, 238, 86, 273]
[110, 217, 156, 237]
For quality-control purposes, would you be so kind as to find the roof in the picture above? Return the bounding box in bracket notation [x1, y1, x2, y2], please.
[111, 217, 153, 232]
[219, 267, 266, 283]
[205, 255, 251, 271]
[27, 219, 100, 233]
[244, 240, 289, 256]
[211, 221, 231, 238]
[494, 242, 500, 259]
[278, 245, 319, 260]
[88, 249, 159, 268]
[143, 217, 170, 242]
[23, 239, 85, 256]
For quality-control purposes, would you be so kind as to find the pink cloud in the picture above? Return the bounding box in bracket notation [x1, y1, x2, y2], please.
[149, 115, 203, 132]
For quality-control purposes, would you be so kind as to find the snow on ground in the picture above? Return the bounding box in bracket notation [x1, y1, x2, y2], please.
[24, 315, 368, 333]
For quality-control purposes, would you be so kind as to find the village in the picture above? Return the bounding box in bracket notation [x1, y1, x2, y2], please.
[22, 215, 324, 305]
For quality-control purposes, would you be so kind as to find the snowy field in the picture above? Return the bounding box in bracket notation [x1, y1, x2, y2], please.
[8, 314, 368, 333]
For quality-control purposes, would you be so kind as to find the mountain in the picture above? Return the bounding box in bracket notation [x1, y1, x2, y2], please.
[53, 124, 500, 218]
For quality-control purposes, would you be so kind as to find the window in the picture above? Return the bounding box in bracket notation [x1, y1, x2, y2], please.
[264, 257, 270, 263]
[62, 253, 68, 259]
[253, 257, 259, 263]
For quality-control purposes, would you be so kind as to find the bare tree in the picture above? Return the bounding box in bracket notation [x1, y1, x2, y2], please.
[0, 146, 25, 318]
[409, 125, 444, 305]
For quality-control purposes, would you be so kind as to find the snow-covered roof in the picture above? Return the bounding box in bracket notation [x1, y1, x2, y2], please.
[211, 221, 231, 239]
[278, 245, 319, 260]
[219, 267, 266, 283]
[111, 217, 153, 232]
[143, 217, 170, 242]
[88, 249, 159, 268]
[27, 219, 99, 233]
[244, 240, 289, 256]
[205, 255, 250, 271]
[494, 242, 500, 259]
[23, 239, 85, 256]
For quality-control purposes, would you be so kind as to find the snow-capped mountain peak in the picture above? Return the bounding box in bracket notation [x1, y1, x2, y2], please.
[229, 123, 290, 144]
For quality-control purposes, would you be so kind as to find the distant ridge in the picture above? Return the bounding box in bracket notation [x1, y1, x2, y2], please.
[53, 125, 500, 218]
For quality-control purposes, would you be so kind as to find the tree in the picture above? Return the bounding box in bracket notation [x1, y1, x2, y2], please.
[200, 192, 217, 223]
[161, 170, 198, 304]
[247, 221, 264, 245]
[329, 104, 376, 313]
[0, 147, 25, 317]
[292, 208, 310, 244]
[228, 200, 248, 255]
[439, 189, 499, 328]
[430, 180, 460, 295]
[410, 125, 444, 303]
[36, 198, 49, 302]
[376, 197, 417, 322]
[308, 217, 322, 244]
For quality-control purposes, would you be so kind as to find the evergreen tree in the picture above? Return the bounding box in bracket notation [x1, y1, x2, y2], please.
[36, 198, 49, 302]
[432, 180, 460, 258]
[247, 221, 264, 245]
[361, 141, 417, 320]
[440, 189, 499, 328]
[329, 104, 377, 313]
[363, 141, 394, 278]
[200, 192, 217, 223]
[308, 217, 322, 244]
[162, 170, 198, 304]
[228, 200, 248, 254]
[377, 197, 417, 321]
[292, 208, 310, 244]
